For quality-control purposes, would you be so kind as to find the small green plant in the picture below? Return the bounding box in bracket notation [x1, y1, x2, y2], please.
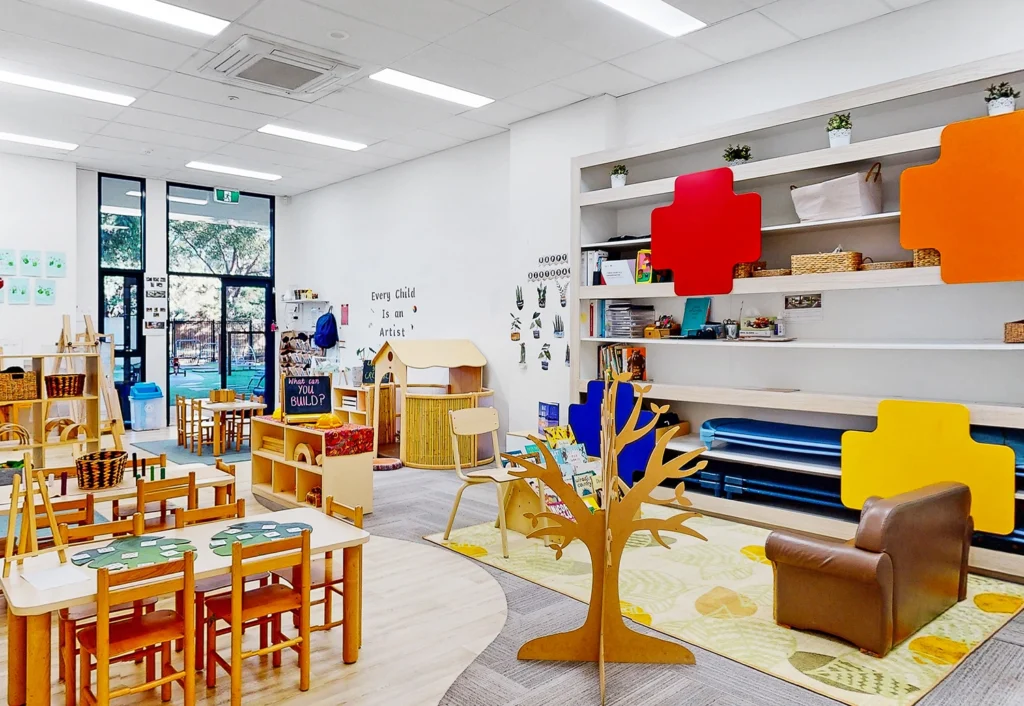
[531, 312, 542, 329]
[519, 342, 527, 365]
[985, 82, 1020, 102]
[510, 313, 521, 331]
[515, 285, 524, 310]
[826, 113, 853, 131]
[723, 144, 752, 162]
[611, 164, 628, 176]
[553, 315, 564, 338]
[537, 283, 547, 308]
[355, 347, 376, 361]
[538, 343, 552, 361]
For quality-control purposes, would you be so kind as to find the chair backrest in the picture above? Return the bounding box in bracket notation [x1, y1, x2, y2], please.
[231, 530, 310, 597]
[36, 494, 94, 533]
[135, 471, 197, 510]
[189, 398, 205, 424]
[59, 513, 144, 545]
[215, 459, 237, 502]
[175, 395, 186, 426]
[324, 496, 363, 529]
[448, 408, 501, 481]
[96, 552, 195, 647]
[174, 499, 245, 528]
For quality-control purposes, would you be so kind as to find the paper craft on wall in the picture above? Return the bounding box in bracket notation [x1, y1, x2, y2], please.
[0, 249, 16, 275]
[531, 312, 542, 339]
[515, 285, 524, 311]
[537, 283, 547, 309]
[34, 279, 56, 306]
[510, 314, 522, 341]
[45, 252, 67, 278]
[19, 250, 42, 277]
[8, 278, 29, 305]
[519, 342, 527, 367]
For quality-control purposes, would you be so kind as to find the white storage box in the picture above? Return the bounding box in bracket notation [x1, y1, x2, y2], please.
[791, 162, 882, 222]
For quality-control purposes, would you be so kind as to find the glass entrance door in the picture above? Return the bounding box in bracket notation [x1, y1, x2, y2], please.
[223, 280, 272, 405]
[102, 273, 144, 424]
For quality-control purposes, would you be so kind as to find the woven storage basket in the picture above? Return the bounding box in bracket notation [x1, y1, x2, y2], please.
[733, 261, 766, 279]
[1005, 321, 1024, 344]
[791, 251, 862, 275]
[753, 268, 792, 277]
[75, 450, 128, 490]
[0, 370, 38, 402]
[914, 248, 941, 267]
[45, 373, 85, 398]
[859, 259, 913, 271]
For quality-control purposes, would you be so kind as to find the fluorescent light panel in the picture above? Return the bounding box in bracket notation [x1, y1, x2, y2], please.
[0, 131, 77, 151]
[81, 0, 229, 35]
[185, 161, 282, 182]
[592, 0, 706, 37]
[0, 70, 135, 106]
[369, 69, 493, 108]
[258, 124, 367, 151]
[127, 190, 209, 206]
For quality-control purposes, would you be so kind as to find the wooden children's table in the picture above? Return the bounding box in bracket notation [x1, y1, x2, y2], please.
[202, 399, 266, 456]
[2, 507, 369, 706]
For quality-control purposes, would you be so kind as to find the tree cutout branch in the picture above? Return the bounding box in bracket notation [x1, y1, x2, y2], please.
[621, 423, 706, 518]
[522, 513, 582, 558]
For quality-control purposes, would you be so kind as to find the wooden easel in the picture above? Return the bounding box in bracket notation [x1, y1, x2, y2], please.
[2, 453, 68, 577]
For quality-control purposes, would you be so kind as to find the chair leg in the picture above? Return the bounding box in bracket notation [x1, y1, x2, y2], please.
[63, 619, 77, 706]
[231, 614, 243, 706]
[195, 592, 206, 671]
[175, 591, 184, 652]
[161, 642, 172, 702]
[206, 618, 217, 689]
[272, 614, 282, 669]
[444, 482, 471, 540]
[146, 647, 156, 690]
[259, 617, 268, 651]
[80, 644, 91, 705]
[299, 602, 310, 692]
[495, 483, 509, 559]
[323, 585, 332, 628]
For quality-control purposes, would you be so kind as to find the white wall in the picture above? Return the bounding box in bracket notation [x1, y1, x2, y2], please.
[0, 153, 78, 355]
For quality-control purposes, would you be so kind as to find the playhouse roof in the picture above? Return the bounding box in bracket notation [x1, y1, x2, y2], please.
[373, 339, 486, 370]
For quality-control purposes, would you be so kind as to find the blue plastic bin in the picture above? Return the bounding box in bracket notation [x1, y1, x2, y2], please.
[129, 382, 164, 431]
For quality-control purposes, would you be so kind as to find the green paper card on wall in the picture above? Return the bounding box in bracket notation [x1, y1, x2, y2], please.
[0, 249, 15, 275]
[46, 252, 67, 278]
[19, 250, 42, 277]
[7, 278, 29, 305]
[35, 279, 56, 306]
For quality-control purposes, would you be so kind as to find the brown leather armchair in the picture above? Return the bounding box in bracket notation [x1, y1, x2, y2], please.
[765, 482, 973, 657]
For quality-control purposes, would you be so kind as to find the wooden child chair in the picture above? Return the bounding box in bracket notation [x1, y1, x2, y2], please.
[189, 398, 214, 455]
[76, 551, 196, 706]
[226, 394, 262, 453]
[113, 472, 198, 531]
[175, 395, 187, 447]
[215, 459, 237, 503]
[206, 530, 312, 706]
[445, 407, 515, 558]
[56, 514, 147, 706]
[0, 493, 95, 558]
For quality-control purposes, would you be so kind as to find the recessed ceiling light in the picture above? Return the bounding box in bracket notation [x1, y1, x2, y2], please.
[369, 69, 493, 108]
[0, 131, 78, 151]
[80, 0, 230, 35]
[127, 190, 209, 206]
[0, 70, 135, 106]
[186, 161, 282, 182]
[591, 0, 706, 37]
[258, 124, 367, 151]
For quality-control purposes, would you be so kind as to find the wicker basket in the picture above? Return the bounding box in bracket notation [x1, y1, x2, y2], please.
[75, 450, 128, 490]
[45, 373, 86, 398]
[733, 261, 766, 279]
[791, 251, 862, 275]
[859, 259, 913, 271]
[753, 268, 792, 277]
[0, 370, 38, 402]
[1005, 321, 1024, 344]
[914, 248, 941, 267]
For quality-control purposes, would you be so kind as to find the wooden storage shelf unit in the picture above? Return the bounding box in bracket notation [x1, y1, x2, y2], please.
[250, 417, 373, 513]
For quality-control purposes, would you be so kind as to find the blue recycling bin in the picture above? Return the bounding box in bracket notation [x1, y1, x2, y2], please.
[129, 382, 164, 431]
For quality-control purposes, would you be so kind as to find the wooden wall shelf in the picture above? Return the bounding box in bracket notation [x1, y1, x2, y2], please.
[581, 337, 1018, 352]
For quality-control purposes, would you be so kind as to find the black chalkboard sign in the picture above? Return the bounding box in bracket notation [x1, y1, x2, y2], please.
[283, 375, 332, 418]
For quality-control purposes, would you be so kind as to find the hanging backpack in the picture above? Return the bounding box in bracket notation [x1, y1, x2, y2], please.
[313, 307, 339, 349]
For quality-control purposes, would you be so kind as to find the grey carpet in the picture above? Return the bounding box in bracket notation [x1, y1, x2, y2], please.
[132, 439, 251, 466]
[363, 469, 1024, 706]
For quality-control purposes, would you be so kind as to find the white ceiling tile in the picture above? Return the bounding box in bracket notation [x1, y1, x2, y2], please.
[316, 83, 464, 127]
[430, 116, 506, 141]
[611, 40, 720, 84]
[759, 0, 891, 39]
[390, 129, 466, 152]
[238, 0, 427, 65]
[280, 104, 404, 142]
[449, 0, 517, 13]
[0, 82, 127, 120]
[98, 122, 228, 154]
[215, 141, 341, 172]
[83, 134, 200, 163]
[391, 44, 536, 100]
[669, 0, 761, 24]
[505, 82, 587, 113]
[168, 0, 263, 21]
[554, 63, 654, 98]
[682, 11, 798, 63]
[129, 93, 272, 129]
[880, 0, 933, 9]
[73, 144, 184, 170]
[360, 140, 434, 162]
[112, 108, 252, 142]
[149, 73, 307, 118]
[495, 0, 667, 62]
[438, 17, 599, 83]
[0, 106, 108, 139]
[306, 0, 485, 42]
[1, 0, 199, 69]
[462, 100, 537, 128]
[71, 147, 175, 176]
[325, 150, 402, 170]
[25, 0, 213, 48]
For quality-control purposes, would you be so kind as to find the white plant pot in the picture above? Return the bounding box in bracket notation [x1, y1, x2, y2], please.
[828, 128, 852, 147]
[726, 159, 749, 168]
[989, 96, 1016, 116]
[610, 174, 627, 188]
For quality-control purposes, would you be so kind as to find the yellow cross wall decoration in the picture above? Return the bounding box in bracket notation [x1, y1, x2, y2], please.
[841, 400, 1016, 535]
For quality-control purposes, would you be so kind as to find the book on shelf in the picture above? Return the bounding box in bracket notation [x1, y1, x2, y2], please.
[580, 250, 609, 287]
[596, 343, 647, 380]
[600, 259, 636, 286]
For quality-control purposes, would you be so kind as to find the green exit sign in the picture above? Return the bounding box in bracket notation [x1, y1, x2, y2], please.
[214, 188, 239, 204]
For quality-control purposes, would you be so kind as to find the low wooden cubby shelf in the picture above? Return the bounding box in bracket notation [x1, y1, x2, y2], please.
[251, 417, 373, 513]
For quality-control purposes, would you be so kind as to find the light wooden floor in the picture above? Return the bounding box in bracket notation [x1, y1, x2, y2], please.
[0, 428, 508, 705]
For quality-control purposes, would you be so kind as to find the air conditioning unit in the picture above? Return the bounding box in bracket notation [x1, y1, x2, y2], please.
[200, 36, 359, 99]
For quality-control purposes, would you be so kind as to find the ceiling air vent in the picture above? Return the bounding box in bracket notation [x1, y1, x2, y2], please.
[200, 36, 359, 99]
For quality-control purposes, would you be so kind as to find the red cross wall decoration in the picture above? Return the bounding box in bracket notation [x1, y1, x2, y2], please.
[650, 168, 762, 296]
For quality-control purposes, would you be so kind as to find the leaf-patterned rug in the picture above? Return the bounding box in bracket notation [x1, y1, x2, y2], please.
[426, 506, 1024, 706]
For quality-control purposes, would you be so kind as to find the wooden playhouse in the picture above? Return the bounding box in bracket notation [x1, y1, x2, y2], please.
[371, 340, 494, 470]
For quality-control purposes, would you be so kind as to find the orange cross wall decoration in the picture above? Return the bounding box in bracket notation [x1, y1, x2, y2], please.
[651, 168, 762, 296]
[901, 111, 1024, 284]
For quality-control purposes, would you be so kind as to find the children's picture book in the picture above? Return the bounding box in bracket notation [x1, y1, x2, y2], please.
[681, 296, 712, 335]
[572, 471, 596, 498]
[544, 425, 576, 446]
[624, 346, 647, 381]
[635, 249, 653, 284]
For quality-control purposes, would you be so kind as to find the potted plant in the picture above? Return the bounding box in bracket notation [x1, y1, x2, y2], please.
[826, 113, 853, 147]
[610, 164, 628, 189]
[531, 312, 542, 339]
[537, 283, 547, 309]
[515, 285, 524, 311]
[986, 82, 1020, 116]
[556, 281, 568, 307]
[553, 315, 564, 339]
[723, 144, 751, 167]
[538, 343, 552, 371]
[519, 342, 527, 367]
[564, 344, 570, 367]
[510, 314, 521, 341]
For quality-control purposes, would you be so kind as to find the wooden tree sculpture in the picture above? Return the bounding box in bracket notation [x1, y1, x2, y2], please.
[501, 373, 707, 702]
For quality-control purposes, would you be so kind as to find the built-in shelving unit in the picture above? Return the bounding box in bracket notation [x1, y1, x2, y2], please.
[581, 337, 1018, 351]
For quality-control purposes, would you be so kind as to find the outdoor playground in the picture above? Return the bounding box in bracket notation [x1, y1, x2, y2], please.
[168, 320, 266, 400]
